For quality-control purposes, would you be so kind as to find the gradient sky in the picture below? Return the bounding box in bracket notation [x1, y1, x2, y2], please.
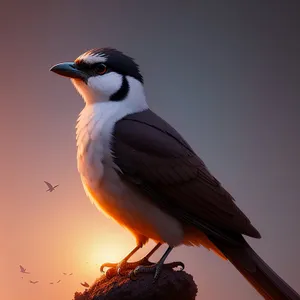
[1, 1, 300, 299]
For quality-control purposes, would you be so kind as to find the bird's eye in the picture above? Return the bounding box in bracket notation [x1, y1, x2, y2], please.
[95, 63, 107, 75]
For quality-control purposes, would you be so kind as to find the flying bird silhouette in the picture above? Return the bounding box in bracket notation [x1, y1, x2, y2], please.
[57, 280, 61, 283]
[44, 181, 59, 192]
[50, 282, 54, 284]
[29, 280, 39, 284]
[19, 265, 30, 274]
[69, 273, 73, 276]
[80, 282, 89, 288]
[63, 272, 67, 275]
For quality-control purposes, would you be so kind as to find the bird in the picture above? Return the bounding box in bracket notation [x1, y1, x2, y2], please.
[29, 280, 39, 284]
[69, 273, 73, 276]
[50, 47, 300, 299]
[19, 265, 30, 274]
[80, 282, 90, 288]
[50, 282, 54, 284]
[57, 280, 61, 283]
[44, 180, 59, 192]
[62, 272, 67, 275]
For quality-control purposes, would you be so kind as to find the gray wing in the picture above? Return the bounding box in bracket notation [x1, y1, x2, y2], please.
[111, 109, 260, 244]
[44, 181, 53, 189]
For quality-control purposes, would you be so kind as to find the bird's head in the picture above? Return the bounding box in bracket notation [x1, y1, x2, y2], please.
[50, 47, 145, 105]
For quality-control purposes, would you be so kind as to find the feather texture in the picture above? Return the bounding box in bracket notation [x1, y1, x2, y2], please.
[111, 109, 261, 243]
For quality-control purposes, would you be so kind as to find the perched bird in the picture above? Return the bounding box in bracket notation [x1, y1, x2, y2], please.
[80, 282, 90, 288]
[50, 47, 300, 299]
[44, 180, 59, 192]
[19, 265, 30, 274]
[29, 280, 39, 284]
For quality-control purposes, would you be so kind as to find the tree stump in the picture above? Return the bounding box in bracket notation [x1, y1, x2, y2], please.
[74, 268, 198, 300]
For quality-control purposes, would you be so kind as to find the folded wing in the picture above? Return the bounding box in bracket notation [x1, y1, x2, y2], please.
[111, 109, 260, 245]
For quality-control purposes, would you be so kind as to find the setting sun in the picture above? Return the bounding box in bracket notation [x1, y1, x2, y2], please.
[86, 232, 134, 267]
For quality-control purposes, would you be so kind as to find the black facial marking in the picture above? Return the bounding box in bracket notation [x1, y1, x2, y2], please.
[75, 47, 144, 84]
[75, 62, 112, 77]
[110, 76, 129, 102]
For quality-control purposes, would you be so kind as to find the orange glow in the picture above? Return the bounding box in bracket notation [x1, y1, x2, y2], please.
[90, 240, 128, 264]
[83, 231, 135, 267]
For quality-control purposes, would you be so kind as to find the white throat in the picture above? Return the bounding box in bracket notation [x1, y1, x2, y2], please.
[75, 76, 148, 189]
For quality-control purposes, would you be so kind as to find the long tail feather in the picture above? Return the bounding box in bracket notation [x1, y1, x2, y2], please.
[216, 241, 300, 299]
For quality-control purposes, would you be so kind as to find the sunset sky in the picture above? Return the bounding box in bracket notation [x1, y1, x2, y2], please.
[1, 1, 300, 299]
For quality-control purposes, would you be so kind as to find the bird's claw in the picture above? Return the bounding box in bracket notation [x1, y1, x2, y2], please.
[100, 262, 122, 278]
[129, 266, 142, 281]
[129, 261, 185, 283]
[105, 267, 118, 279]
[129, 264, 163, 283]
[100, 262, 117, 273]
[100, 258, 155, 278]
[100, 263, 126, 276]
[117, 260, 128, 276]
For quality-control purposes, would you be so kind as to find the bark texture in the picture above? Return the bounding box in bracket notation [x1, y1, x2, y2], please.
[74, 268, 198, 300]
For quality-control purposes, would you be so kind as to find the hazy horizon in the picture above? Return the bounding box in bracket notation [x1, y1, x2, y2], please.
[1, 1, 300, 299]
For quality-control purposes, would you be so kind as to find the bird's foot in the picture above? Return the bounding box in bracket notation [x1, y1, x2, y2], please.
[129, 261, 185, 283]
[100, 258, 154, 278]
[100, 261, 121, 279]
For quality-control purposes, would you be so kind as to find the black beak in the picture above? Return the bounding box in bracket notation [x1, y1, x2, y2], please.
[50, 62, 87, 82]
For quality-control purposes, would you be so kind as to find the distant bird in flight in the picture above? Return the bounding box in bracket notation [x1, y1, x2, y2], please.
[69, 273, 73, 276]
[50, 282, 54, 284]
[80, 282, 89, 288]
[50, 48, 300, 299]
[57, 280, 61, 283]
[19, 265, 30, 274]
[62, 272, 67, 275]
[44, 181, 59, 192]
[29, 280, 39, 284]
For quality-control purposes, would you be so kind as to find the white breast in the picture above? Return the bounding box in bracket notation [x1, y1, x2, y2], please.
[75, 101, 184, 246]
[76, 100, 139, 189]
[76, 103, 111, 188]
